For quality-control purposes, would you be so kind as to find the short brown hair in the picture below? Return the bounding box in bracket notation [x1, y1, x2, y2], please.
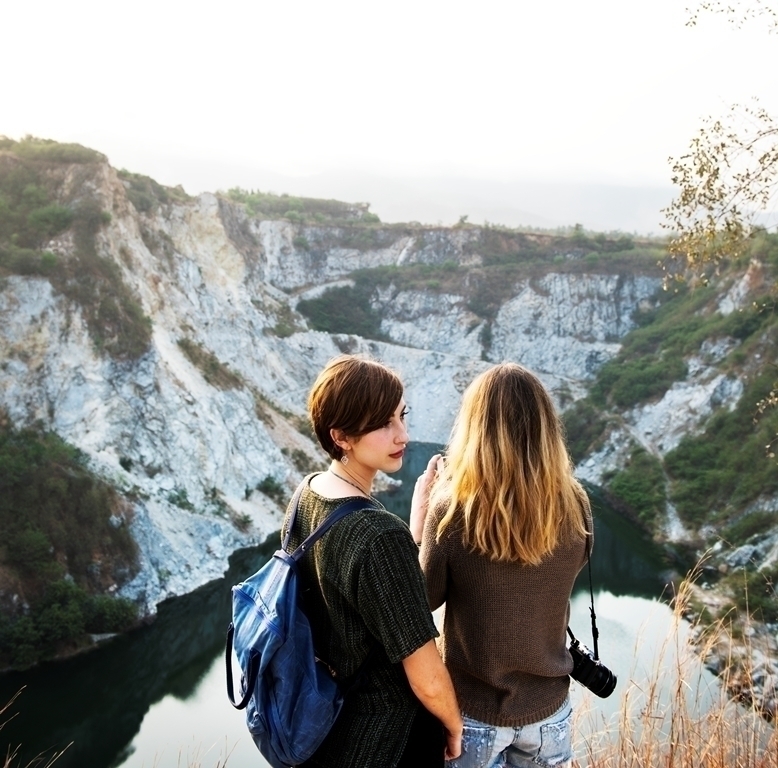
[307, 355, 404, 460]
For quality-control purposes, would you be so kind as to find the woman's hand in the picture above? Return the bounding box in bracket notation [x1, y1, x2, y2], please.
[444, 726, 463, 761]
[410, 453, 442, 544]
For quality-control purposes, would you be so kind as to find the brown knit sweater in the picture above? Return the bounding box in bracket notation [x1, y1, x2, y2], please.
[420, 500, 591, 727]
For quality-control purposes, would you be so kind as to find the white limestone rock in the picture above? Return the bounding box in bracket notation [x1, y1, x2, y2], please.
[373, 287, 485, 358]
[489, 273, 661, 379]
[627, 374, 743, 455]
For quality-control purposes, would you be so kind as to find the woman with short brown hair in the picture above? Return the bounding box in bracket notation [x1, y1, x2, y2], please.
[286, 355, 462, 768]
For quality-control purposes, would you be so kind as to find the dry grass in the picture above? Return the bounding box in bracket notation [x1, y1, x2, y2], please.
[1, 688, 70, 768]
[574, 574, 778, 767]
[153, 740, 236, 768]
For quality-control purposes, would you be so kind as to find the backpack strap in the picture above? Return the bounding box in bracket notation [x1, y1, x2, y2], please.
[292, 497, 378, 559]
[280, 481, 307, 552]
[280, 478, 379, 564]
[225, 622, 256, 709]
[277, 486, 380, 682]
[227, 487, 380, 709]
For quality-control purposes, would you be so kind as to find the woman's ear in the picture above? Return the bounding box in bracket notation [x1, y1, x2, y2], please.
[330, 428, 351, 453]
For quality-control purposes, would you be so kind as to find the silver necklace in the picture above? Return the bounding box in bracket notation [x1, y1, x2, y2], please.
[328, 468, 375, 500]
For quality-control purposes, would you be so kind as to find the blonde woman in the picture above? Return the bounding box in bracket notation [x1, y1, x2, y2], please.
[410, 363, 591, 768]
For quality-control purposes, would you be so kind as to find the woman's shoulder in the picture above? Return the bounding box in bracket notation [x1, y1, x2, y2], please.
[428, 496, 459, 539]
[339, 505, 411, 541]
[294, 481, 414, 543]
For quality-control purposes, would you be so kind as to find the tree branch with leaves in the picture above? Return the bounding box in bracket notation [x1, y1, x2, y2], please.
[663, 102, 778, 276]
[664, 0, 778, 274]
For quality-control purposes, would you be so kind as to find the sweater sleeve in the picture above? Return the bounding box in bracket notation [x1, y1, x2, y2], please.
[419, 503, 448, 611]
[355, 528, 438, 664]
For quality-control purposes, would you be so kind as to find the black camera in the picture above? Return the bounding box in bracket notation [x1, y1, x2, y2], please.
[568, 638, 617, 698]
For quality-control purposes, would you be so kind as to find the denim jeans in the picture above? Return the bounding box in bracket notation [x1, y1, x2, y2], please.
[447, 698, 573, 768]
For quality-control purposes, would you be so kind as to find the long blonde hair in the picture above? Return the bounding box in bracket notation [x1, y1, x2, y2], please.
[430, 363, 589, 564]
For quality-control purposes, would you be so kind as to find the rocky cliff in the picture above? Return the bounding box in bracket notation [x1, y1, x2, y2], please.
[2, 143, 775, 622]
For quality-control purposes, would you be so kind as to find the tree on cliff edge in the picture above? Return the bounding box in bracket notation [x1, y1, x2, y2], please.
[663, 1, 778, 275]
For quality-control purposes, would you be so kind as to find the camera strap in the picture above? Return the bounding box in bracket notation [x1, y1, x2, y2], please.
[566, 530, 600, 661]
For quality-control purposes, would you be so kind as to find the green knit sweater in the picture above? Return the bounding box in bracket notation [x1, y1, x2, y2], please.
[282, 477, 438, 768]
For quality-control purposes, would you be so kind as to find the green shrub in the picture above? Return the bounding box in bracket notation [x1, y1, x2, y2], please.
[466, 266, 526, 320]
[119, 456, 133, 472]
[256, 475, 286, 503]
[0, 418, 140, 668]
[666, 371, 778, 525]
[727, 565, 778, 623]
[722, 511, 778, 546]
[26, 203, 73, 243]
[0, 421, 138, 594]
[40, 250, 57, 269]
[562, 400, 609, 464]
[270, 304, 304, 338]
[57, 199, 152, 359]
[478, 322, 493, 354]
[167, 487, 194, 510]
[593, 354, 688, 408]
[750, 230, 778, 268]
[85, 593, 137, 632]
[35, 580, 87, 643]
[297, 281, 387, 340]
[0, 162, 69, 250]
[0, 245, 58, 276]
[9, 136, 104, 164]
[0, 579, 138, 668]
[0, 153, 153, 360]
[284, 448, 321, 474]
[223, 188, 370, 224]
[234, 513, 253, 532]
[177, 338, 244, 389]
[0, 615, 41, 669]
[4, 529, 57, 573]
[118, 169, 190, 212]
[586, 274, 774, 410]
[607, 448, 666, 528]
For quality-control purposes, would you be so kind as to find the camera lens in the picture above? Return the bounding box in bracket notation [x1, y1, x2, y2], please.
[570, 643, 617, 699]
[585, 661, 617, 698]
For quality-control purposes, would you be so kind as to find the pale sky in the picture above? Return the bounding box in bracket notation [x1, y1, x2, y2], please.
[3, 0, 776, 231]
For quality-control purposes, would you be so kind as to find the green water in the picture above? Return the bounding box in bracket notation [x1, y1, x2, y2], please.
[0, 443, 697, 768]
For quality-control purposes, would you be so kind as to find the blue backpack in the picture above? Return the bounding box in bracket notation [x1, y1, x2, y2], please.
[225, 484, 377, 768]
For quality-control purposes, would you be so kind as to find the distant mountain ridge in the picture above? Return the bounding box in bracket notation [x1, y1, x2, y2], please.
[155, 159, 674, 234]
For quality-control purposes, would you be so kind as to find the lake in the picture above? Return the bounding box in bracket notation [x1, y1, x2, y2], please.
[0, 443, 718, 768]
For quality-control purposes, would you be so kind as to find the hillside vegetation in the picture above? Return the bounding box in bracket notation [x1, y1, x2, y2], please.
[0, 136, 151, 360]
[0, 415, 139, 669]
[565, 235, 778, 531]
[225, 187, 380, 225]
